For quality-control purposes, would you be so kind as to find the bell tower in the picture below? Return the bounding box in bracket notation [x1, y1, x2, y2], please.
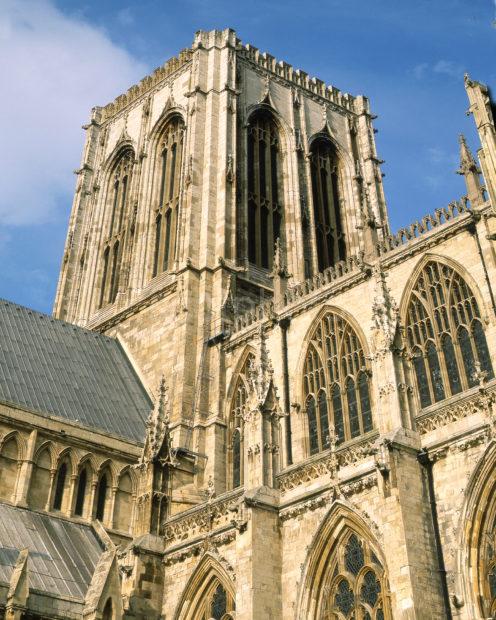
[54, 30, 388, 487]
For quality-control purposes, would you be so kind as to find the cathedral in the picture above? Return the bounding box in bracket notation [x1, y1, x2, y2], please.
[1, 27, 496, 619]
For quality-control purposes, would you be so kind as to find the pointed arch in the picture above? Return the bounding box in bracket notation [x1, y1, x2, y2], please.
[226, 347, 256, 490]
[0, 432, 21, 502]
[457, 443, 496, 618]
[99, 144, 135, 308]
[297, 502, 391, 620]
[298, 306, 374, 453]
[94, 461, 115, 523]
[400, 255, 494, 410]
[308, 133, 346, 271]
[244, 105, 285, 270]
[149, 111, 186, 278]
[174, 552, 236, 620]
[73, 454, 96, 519]
[113, 466, 136, 532]
[0, 430, 26, 461]
[28, 442, 55, 510]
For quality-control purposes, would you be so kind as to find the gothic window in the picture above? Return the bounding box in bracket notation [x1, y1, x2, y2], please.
[303, 312, 373, 454]
[28, 447, 51, 510]
[114, 471, 133, 532]
[310, 138, 346, 272]
[74, 466, 88, 517]
[53, 461, 69, 512]
[0, 437, 19, 502]
[405, 261, 493, 409]
[95, 472, 109, 522]
[246, 111, 283, 270]
[227, 353, 255, 489]
[99, 149, 134, 307]
[320, 531, 390, 620]
[198, 580, 235, 620]
[152, 115, 184, 277]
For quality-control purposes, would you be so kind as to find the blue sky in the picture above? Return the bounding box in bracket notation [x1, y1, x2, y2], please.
[0, 0, 495, 314]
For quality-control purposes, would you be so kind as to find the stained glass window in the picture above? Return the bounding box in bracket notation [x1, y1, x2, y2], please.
[303, 312, 374, 453]
[228, 353, 254, 489]
[320, 530, 390, 619]
[405, 261, 493, 408]
[152, 115, 184, 277]
[310, 138, 346, 272]
[246, 111, 283, 270]
[482, 517, 496, 617]
[200, 579, 235, 620]
[99, 149, 133, 307]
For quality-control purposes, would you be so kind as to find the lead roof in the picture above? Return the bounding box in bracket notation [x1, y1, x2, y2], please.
[0, 503, 103, 600]
[0, 299, 151, 442]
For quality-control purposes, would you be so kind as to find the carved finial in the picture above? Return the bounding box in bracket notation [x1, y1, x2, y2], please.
[371, 265, 399, 350]
[204, 476, 216, 502]
[271, 238, 289, 278]
[457, 134, 480, 175]
[226, 153, 235, 183]
[139, 376, 177, 466]
[472, 361, 489, 392]
[246, 327, 275, 407]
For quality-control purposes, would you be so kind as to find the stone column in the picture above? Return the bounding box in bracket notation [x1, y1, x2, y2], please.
[14, 429, 37, 507]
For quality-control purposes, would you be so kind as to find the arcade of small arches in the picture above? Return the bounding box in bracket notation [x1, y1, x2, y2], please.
[96, 104, 348, 310]
[226, 258, 494, 490]
[0, 437, 135, 533]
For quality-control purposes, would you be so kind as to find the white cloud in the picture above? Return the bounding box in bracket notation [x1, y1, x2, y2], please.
[432, 59, 464, 78]
[0, 0, 147, 226]
[412, 59, 464, 81]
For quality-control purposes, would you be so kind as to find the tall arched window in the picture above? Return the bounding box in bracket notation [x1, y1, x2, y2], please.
[227, 353, 255, 489]
[28, 446, 51, 510]
[246, 110, 283, 270]
[303, 312, 373, 454]
[114, 471, 133, 532]
[152, 115, 184, 277]
[319, 531, 391, 619]
[405, 261, 494, 409]
[310, 137, 346, 272]
[0, 436, 19, 502]
[99, 149, 134, 307]
[53, 461, 69, 512]
[74, 466, 89, 517]
[95, 472, 109, 522]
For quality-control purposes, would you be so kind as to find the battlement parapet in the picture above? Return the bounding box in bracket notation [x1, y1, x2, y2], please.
[237, 42, 359, 113]
[101, 48, 193, 122]
[377, 197, 471, 255]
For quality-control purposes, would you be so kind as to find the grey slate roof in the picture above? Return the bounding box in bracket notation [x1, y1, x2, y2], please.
[0, 299, 152, 442]
[0, 503, 103, 600]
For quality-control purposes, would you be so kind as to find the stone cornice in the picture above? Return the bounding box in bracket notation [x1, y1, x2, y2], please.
[415, 380, 496, 435]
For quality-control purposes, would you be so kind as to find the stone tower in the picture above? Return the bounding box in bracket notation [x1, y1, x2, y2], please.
[54, 28, 387, 484]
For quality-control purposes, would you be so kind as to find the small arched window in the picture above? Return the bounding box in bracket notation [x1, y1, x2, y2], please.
[303, 312, 373, 454]
[405, 261, 494, 408]
[28, 446, 51, 510]
[309, 137, 345, 272]
[152, 115, 184, 277]
[0, 437, 19, 502]
[74, 467, 88, 517]
[227, 353, 255, 489]
[246, 110, 283, 270]
[114, 471, 133, 532]
[99, 149, 134, 307]
[53, 461, 68, 511]
[95, 472, 109, 522]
